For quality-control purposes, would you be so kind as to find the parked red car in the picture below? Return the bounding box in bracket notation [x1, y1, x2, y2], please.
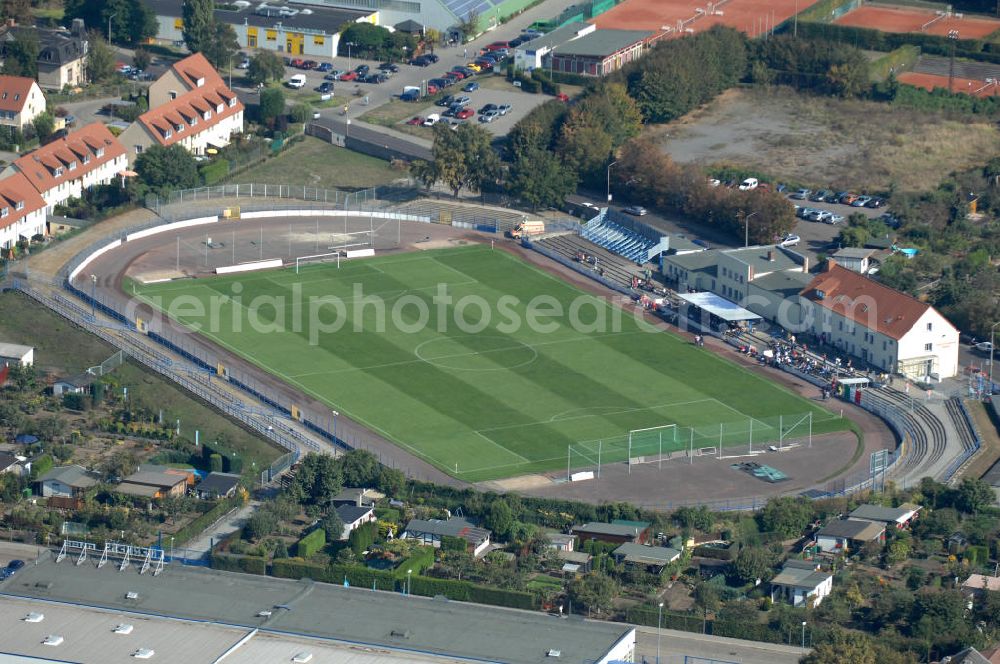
[290, 58, 305, 68]
[338, 71, 358, 81]
[406, 116, 423, 125]
[455, 108, 475, 120]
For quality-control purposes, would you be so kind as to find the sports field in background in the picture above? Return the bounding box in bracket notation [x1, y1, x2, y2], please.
[135, 245, 848, 481]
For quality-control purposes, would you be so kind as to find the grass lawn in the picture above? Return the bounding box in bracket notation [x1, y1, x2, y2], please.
[233, 135, 404, 189]
[135, 246, 846, 482]
[0, 291, 282, 469]
[526, 574, 565, 591]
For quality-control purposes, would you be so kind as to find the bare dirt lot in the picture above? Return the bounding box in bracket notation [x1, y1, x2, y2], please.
[656, 87, 1000, 192]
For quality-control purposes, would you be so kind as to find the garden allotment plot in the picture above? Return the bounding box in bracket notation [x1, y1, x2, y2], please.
[136, 245, 846, 481]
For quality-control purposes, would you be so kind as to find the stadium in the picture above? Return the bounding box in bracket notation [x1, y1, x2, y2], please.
[41, 186, 891, 507]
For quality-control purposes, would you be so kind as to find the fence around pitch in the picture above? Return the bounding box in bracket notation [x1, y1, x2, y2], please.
[144, 184, 380, 214]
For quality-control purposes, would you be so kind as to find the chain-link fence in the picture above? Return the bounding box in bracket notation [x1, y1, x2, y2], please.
[144, 184, 380, 214]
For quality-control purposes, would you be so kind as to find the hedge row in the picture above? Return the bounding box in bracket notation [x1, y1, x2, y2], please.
[270, 558, 536, 609]
[211, 552, 266, 575]
[794, 20, 1000, 63]
[295, 528, 326, 558]
[173, 496, 240, 546]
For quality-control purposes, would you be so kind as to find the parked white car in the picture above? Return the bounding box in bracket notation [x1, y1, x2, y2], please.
[422, 113, 440, 126]
[287, 74, 306, 89]
[738, 177, 759, 191]
[779, 234, 801, 247]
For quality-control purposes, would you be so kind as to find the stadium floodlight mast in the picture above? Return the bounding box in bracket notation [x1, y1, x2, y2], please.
[331, 410, 339, 443]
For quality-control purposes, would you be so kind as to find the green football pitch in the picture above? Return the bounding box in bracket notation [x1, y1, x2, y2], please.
[135, 245, 847, 481]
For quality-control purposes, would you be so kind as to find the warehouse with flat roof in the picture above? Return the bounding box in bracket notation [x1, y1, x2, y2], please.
[0, 556, 635, 663]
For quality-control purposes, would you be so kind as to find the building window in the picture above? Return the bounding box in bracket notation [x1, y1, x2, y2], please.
[175, 124, 184, 132]
[216, 103, 224, 113]
[53, 167, 63, 176]
[164, 130, 172, 139]
[15, 200, 24, 210]
[228, 97, 236, 107]
[926, 322, 932, 331]
[96, 148, 104, 157]
[925, 343, 933, 352]
[68, 161, 77, 171]
[203, 111, 212, 120]
[0, 207, 7, 217]
[169, 91, 178, 100]
[83, 155, 90, 164]
[314, 35, 325, 46]
[134, 145, 143, 154]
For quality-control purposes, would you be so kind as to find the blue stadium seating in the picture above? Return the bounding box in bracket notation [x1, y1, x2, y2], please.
[581, 218, 658, 264]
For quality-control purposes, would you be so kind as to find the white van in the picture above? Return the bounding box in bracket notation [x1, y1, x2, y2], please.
[738, 177, 759, 191]
[422, 113, 440, 127]
[287, 74, 306, 89]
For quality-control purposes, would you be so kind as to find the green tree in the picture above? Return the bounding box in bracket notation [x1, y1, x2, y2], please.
[65, 0, 156, 46]
[729, 546, 772, 585]
[33, 113, 55, 142]
[456, 10, 480, 41]
[135, 144, 201, 196]
[409, 159, 439, 191]
[694, 582, 721, 633]
[245, 510, 278, 541]
[376, 466, 405, 497]
[757, 496, 814, 538]
[288, 452, 343, 506]
[290, 103, 312, 124]
[86, 32, 116, 83]
[131, 48, 151, 72]
[956, 477, 994, 514]
[181, 0, 214, 54]
[202, 22, 241, 70]
[321, 508, 345, 541]
[507, 123, 577, 209]
[485, 499, 515, 541]
[567, 573, 618, 615]
[339, 23, 392, 59]
[556, 110, 613, 183]
[247, 51, 285, 86]
[259, 87, 286, 125]
[576, 83, 643, 148]
[801, 628, 911, 664]
[431, 123, 499, 198]
[886, 539, 910, 566]
[338, 450, 381, 488]
[1, 30, 39, 79]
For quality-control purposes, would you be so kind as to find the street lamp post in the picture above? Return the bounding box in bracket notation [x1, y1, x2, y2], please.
[331, 410, 339, 443]
[170, 536, 175, 562]
[406, 569, 412, 595]
[742, 210, 759, 248]
[990, 322, 1000, 391]
[346, 42, 356, 71]
[801, 621, 807, 649]
[90, 274, 97, 316]
[606, 160, 618, 203]
[108, 13, 116, 44]
[656, 601, 664, 664]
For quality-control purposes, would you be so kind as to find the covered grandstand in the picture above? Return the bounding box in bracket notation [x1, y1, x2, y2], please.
[581, 210, 669, 264]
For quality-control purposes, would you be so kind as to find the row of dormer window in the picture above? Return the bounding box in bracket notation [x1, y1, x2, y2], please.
[157, 98, 236, 139]
[46, 147, 106, 177]
[0, 200, 27, 217]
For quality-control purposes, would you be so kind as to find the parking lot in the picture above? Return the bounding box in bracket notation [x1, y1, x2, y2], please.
[393, 83, 550, 136]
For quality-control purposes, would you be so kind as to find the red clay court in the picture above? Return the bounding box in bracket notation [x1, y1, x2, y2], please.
[834, 5, 1000, 39]
[591, 0, 821, 39]
[898, 71, 1000, 96]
